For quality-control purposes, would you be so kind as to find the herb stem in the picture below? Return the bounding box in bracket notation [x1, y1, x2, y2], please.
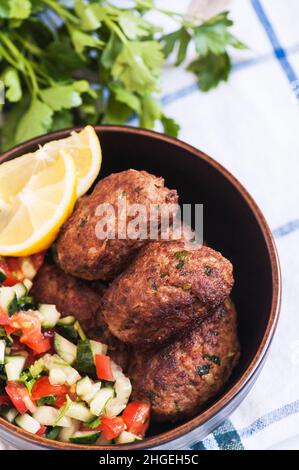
[104, 18, 128, 44]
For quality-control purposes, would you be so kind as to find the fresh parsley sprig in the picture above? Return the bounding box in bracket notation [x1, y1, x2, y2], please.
[0, 1, 245, 150]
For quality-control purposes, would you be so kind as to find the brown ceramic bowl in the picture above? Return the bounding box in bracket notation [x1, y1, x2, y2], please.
[0, 126, 281, 450]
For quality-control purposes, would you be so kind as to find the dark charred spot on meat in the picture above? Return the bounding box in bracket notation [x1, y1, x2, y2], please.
[145, 390, 155, 402]
[79, 216, 88, 228]
[197, 364, 211, 376]
[121, 190, 127, 197]
[134, 186, 142, 193]
[203, 354, 221, 366]
[151, 281, 158, 291]
[204, 266, 213, 276]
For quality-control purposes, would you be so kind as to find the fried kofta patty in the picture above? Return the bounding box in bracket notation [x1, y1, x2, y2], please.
[31, 263, 104, 330]
[56, 170, 178, 281]
[129, 298, 240, 422]
[102, 241, 234, 346]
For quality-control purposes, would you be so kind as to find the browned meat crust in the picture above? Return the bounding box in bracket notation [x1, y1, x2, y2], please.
[101, 241, 234, 346]
[31, 263, 104, 330]
[56, 170, 178, 281]
[128, 298, 240, 422]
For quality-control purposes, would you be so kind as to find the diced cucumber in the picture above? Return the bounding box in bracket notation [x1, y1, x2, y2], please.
[0, 287, 16, 314]
[59, 419, 80, 442]
[82, 382, 101, 403]
[0, 339, 5, 364]
[33, 406, 72, 427]
[20, 258, 37, 280]
[57, 316, 76, 326]
[105, 361, 132, 418]
[15, 413, 41, 434]
[38, 304, 61, 329]
[115, 431, 141, 444]
[56, 324, 78, 342]
[70, 431, 100, 444]
[22, 279, 33, 292]
[1, 408, 18, 423]
[76, 340, 96, 376]
[65, 402, 93, 422]
[29, 358, 45, 378]
[90, 339, 108, 357]
[49, 367, 67, 385]
[54, 333, 77, 365]
[11, 282, 27, 299]
[5, 355, 26, 381]
[44, 354, 81, 386]
[76, 376, 93, 397]
[90, 388, 114, 416]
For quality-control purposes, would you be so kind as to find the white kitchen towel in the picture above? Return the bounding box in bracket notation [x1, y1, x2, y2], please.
[1, 0, 299, 451]
[149, 0, 299, 450]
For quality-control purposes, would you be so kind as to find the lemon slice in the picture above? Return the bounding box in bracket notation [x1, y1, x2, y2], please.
[43, 126, 102, 197]
[0, 149, 76, 256]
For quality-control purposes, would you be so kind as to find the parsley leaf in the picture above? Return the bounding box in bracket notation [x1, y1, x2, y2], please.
[112, 41, 164, 94]
[15, 98, 53, 144]
[188, 52, 231, 91]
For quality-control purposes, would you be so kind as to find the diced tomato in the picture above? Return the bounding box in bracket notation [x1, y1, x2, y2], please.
[4, 258, 24, 285]
[36, 424, 46, 436]
[0, 395, 10, 407]
[31, 252, 46, 272]
[5, 382, 35, 414]
[8, 312, 51, 354]
[122, 401, 151, 438]
[25, 336, 52, 354]
[0, 258, 21, 287]
[95, 355, 114, 381]
[53, 395, 67, 409]
[100, 417, 126, 440]
[0, 309, 10, 326]
[31, 376, 68, 402]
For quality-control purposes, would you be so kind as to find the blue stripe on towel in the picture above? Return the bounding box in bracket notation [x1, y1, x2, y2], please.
[212, 420, 244, 450]
[273, 219, 299, 238]
[251, 0, 298, 87]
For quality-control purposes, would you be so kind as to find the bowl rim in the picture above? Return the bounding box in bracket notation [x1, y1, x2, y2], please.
[0, 125, 281, 450]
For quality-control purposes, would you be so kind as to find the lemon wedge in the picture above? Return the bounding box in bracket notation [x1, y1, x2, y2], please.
[0, 148, 76, 256]
[43, 126, 102, 197]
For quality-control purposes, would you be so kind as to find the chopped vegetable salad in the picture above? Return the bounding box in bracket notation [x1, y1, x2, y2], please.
[0, 254, 150, 445]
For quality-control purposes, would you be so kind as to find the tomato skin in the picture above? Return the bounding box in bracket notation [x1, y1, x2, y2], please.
[5, 382, 34, 414]
[122, 401, 151, 438]
[25, 336, 51, 354]
[8, 312, 51, 354]
[0, 309, 10, 326]
[0, 258, 22, 287]
[100, 417, 126, 440]
[95, 355, 114, 381]
[31, 377, 68, 401]
[36, 424, 46, 436]
[4, 258, 24, 285]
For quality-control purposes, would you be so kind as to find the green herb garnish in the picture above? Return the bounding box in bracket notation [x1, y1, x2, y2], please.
[151, 282, 158, 291]
[203, 354, 221, 366]
[46, 427, 61, 441]
[197, 364, 211, 376]
[37, 395, 56, 406]
[175, 250, 189, 269]
[204, 266, 213, 276]
[0, 3, 244, 150]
